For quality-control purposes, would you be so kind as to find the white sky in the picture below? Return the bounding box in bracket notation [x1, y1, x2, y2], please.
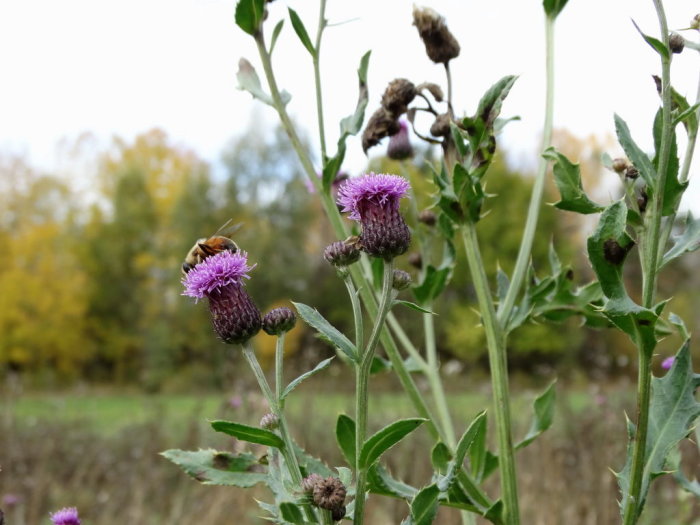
[0, 0, 698, 207]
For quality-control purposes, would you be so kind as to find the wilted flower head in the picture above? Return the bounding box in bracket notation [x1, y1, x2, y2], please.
[387, 121, 413, 160]
[301, 473, 324, 494]
[50, 507, 81, 525]
[337, 173, 411, 260]
[661, 356, 675, 370]
[182, 251, 261, 344]
[362, 107, 400, 153]
[312, 476, 347, 511]
[262, 307, 296, 335]
[381, 79, 416, 116]
[413, 6, 461, 64]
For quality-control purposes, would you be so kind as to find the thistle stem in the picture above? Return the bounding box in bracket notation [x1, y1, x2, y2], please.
[461, 225, 520, 525]
[354, 260, 395, 525]
[275, 333, 285, 402]
[344, 275, 364, 349]
[498, 14, 556, 326]
[313, 0, 328, 162]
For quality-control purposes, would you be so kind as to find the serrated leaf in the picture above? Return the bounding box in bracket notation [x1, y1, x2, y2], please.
[450, 121, 468, 158]
[279, 502, 305, 524]
[496, 267, 510, 304]
[336, 466, 353, 488]
[235, 0, 265, 36]
[211, 420, 285, 448]
[467, 411, 488, 482]
[516, 381, 556, 449]
[161, 449, 268, 487]
[454, 163, 485, 223]
[288, 8, 315, 56]
[544, 147, 604, 214]
[394, 300, 436, 315]
[631, 19, 670, 60]
[281, 357, 333, 400]
[294, 444, 334, 478]
[661, 213, 700, 267]
[476, 75, 518, 129]
[438, 411, 487, 493]
[413, 264, 452, 305]
[410, 484, 440, 525]
[336, 414, 356, 467]
[292, 302, 358, 362]
[617, 341, 700, 518]
[367, 464, 419, 499]
[360, 419, 426, 469]
[614, 114, 656, 189]
[543, 0, 569, 18]
[269, 19, 284, 54]
[652, 108, 685, 216]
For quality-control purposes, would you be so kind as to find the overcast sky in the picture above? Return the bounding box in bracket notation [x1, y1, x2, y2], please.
[0, 0, 697, 206]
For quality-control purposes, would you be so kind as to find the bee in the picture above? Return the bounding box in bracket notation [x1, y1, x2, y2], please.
[182, 219, 242, 275]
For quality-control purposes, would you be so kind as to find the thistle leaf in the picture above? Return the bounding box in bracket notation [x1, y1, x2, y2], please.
[161, 449, 268, 487]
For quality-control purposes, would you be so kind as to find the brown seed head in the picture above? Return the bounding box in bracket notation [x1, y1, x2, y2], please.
[381, 79, 417, 116]
[312, 476, 347, 511]
[412, 6, 461, 64]
[362, 108, 400, 153]
[612, 158, 629, 174]
[417, 82, 444, 102]
[331, 505, 346, 521]
[301, 473, 324, 494]
[669, 32, 685, 54]
[430, 113, 452, 137]
[624, 166, 639, 180]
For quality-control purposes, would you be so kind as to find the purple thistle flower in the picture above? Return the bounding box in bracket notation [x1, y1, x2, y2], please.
[49, 507, 80, 525]
[387, 121, 413, 160]
[661, 356, 675, 370]
[182, 251, 261, 344]
[337, 173, 411, 260]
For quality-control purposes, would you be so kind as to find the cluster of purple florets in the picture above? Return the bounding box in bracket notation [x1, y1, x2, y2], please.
[50, 507, 81, 525]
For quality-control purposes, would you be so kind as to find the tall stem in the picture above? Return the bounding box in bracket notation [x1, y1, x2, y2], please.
[313, 0, 328, 161]
[344, 275, 364, 349]
[498, 15, 556, 325]
[461, 226, 520, 525]
[622, 2, 672, 523]
[424, 307, 456, 448]
[275, 333, 285, 402]
[354, 260, 394, 525]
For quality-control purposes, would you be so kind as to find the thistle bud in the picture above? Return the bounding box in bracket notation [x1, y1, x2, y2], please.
[312, 477, 347, 511]
[392, 269, 412, 291]
[430, 113, 451, 137]
[362, 108, 400, 153]
[669, 32, 684, 54]
[612, 158, 629, 174]
[692, 14, 700, 30]
[637, 189, 648, 213]
[413, 6, 460, 64]
[408, 252, 422, 269]
[624, 166, 639, 180]
[331, 505, 347, 521]
[381, 78, 417, 116]
[324, 240, 361, 267]
[262, 307, 296, 335]
[387, 121, 414, 160]
[301, 473, 324, 494]
[418, 210, 437, 226]
[661, 356, 675, 370]
[259, 413, 279, 430]
[182, 251, 262, 345]
[337, 174, 412, 260]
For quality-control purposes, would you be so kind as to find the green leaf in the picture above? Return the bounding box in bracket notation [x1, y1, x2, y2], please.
[269, 19, 284, 54]
[413, 264, 452, 305]
[661, 213, 700, 267]
[360, 419, 426, 469]
[336, 414, 356, 467]
[467, 411, 488, 482]
[438, 411, 487, 493]
[652, 108, 686, 216]
[542, 0, 569, 18]
[294, 444, 334, 478]
[279, 502, 305, 524]
[234, 0, 265, 36]
[236, 58, 273, 106]
[410, 484, 440, 525]
[543, 147, 604, 214]
[367, 464, 419, 499]
[614, 114, 656, 189]
[453, 163, 486, 223]
[617, 341, 700, 518]
[370, 355, 392, 375]
[476, 75, 518, 129]
[673, 102, 700, 134]
[631, 19, 670, 60]
[450, 121, 468, 158]
[516, 381, 556, 449]
[281, 357, 333, 400]
[430, 442, 452, 474]
[288, 8, 315, 56]
[210, 420, 284, 448]
[161, 449, 268, 487]
[394, 300, 436, 315]
[292, 302, 358, 362]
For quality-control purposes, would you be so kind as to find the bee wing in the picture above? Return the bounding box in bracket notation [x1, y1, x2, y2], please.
[214, 219, 243, 237]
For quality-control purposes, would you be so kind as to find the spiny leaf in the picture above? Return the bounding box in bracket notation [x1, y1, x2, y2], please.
[292, 302, 358, 362]
[614, 114, 656, 189]
[281, 357, 334, 400]
[544, 147, 604, 214]
[211, 420, 285, 448]
[437, 411, 487, 493]
[476, 75, 518, 129]
[413, 264, 452, 305]
[367, 464, 419, 499]
[393, 300, 437, 315]
[336, 414, 356, 467]
[279, 502, 305, 524]
[661, 213, 700, 268]
[652, 108, 686, 216]
[516, 381, 556, 449]
[410, 484, 440, 525]
[360, 419, 426, 469]
[161, 449, 268, 487]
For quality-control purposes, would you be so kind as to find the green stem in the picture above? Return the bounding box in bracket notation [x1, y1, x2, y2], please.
[354, 260, 394, 525]
[498, 14, 556, 326]
[623, 2, 672, 523]
[320, 509, 334, 525]
[461, 225, 519, 525]
[344, 275, 364, 349]
[275, 333, 285, 403]
[313, 0, 328, 162]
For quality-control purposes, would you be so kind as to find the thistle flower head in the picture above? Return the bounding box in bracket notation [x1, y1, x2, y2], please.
[182, 250, 255, 300]
[338, 173, 411, 260]
[259, 412, 280, 430]
[413, 6, 461, 64]
[661, 356, 675, 370]
[262, 307, 296, 335]
[392, 269, 412, 291]
[301, 473, 324, 494]
[381, 79, 417, 116]
[182, 251, 261, 344]
[324, 240, 361, 267]
[387, 120, 414, 160]
[49, 508, 81, 525]
[312, 476, 347, 511]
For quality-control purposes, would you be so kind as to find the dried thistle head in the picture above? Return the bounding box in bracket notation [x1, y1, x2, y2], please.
[413, 6, 460, 64]
[362, 108, 400, 153]
[312, 476, 347, 511]
[430, 113, 452, 137]
[381, 78, 417, 116]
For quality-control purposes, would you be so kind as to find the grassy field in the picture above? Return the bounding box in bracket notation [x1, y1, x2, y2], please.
[1, 378, 698, 524]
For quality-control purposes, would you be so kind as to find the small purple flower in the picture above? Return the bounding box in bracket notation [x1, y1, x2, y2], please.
[387, 121, 413, 160]
[2, 494, 20, 507]
[337, 173, 411, 260]
[182, 251, 261, 344]
[661, 356, 675, 370]
[49, 507, 80, 525]
[229, 395, 242, 409]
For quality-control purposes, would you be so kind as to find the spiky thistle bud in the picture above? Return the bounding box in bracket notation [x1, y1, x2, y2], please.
[337, 173, 411, 260]
[301, 473, 324, 494]
[669, 32, 684, 54]
[324, 240, 361, 267]
[412, 6, 460, 64]
[612, 158, 629, 174]
[312, 477, 347, 511]
[362, 108, 400, 153]
[387, 121, 414, 160]
[182, 251, 261, 344]
[418, 209, 437, 226]
[381, 79, 417, 116]
[50, 508, 81, 525]
[262, 307, 296, 335]
[259, 412, 279, 430]
[392, 269, 412, 291]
